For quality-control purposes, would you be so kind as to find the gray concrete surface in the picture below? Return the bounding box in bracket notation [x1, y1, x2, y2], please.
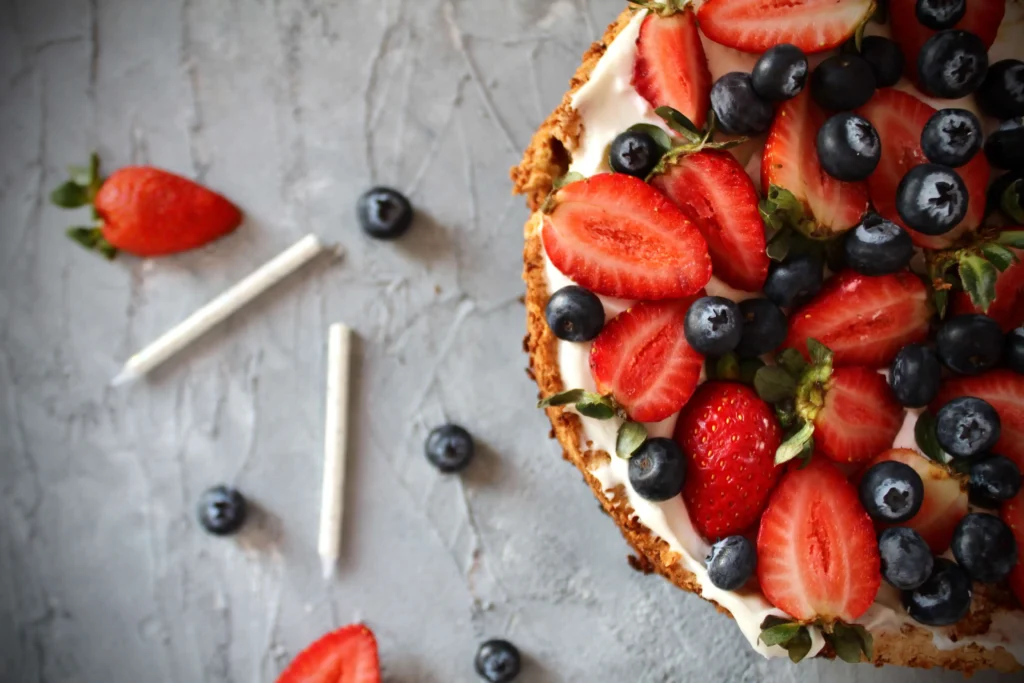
[0, 0, 1016, 681]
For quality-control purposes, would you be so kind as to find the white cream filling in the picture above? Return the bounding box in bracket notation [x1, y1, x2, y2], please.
[544, 4, 1024, 664]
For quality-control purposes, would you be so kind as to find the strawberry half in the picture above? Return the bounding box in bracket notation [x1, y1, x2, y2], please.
[674, 382, 783, 540]
[889, 0, 1005, 83]
[633, 8, 711, 129]
[932, 371, 1024, 472]
[757, 459, 881, 623]
[697, 0, 875, 54]
[857, 88, 990, 249]
[651, 150, 768, 292]
[783, 270, 932, 368]
[543, 174, 712, 300]
[277, 624, 381, 683]
[814, 367, 905, 465]
[950, 247, 1024, 332]
[1001, 490, 1024, 607]
[866, 448, 968, 554]
[590, 297, 704, 423]
[762, 90, 869, 238]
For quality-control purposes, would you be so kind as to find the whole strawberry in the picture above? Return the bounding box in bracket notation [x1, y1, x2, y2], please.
[674, 381, 782, 540]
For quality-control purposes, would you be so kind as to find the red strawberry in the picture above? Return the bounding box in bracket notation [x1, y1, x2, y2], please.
[932, 371, 1024, 472]
[277, 624, 381, 683]
[696, 0, 875, 54]
[950, 246, 1024, 332]
[889, 0, 1005, 83]
[783, 270, 932, 368]
[866, 448, 968, 554]
[814, 367, 904, 465]
[590, 297, 704, 423]
[1001, 490, 1024, 607]
[857, 88, 990, 249]
[651, 150, 768, 292]
[757, 459, 880, 623]
[674, 382, 783, 540]
[633, 8, 711, 129]
[762, 90, 870, 237]
[542, 174, 712, 300]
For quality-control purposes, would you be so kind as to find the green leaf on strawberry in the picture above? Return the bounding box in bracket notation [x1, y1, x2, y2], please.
[627, 123, 674, 153]
[825, 621, 873, 664]
[616, 421, 648, 459]
[1001, 179, 1024, 224]
[776, 421, 814, 466]
[50, 181, 90, 209]
[758, 617, 813, 663]
[759, 185, 820, 240]
[655, 105, 702, 140]
[576, 394, 617, 419]
[776, 348, 809, 378]
[537, 389, 587, 408]
[995, 229, 1024, 250]
[754, 365, 797, 404]
[980, 243, 1018, 272]
[914, 411, 951, 465]
[958, 253, 999, 313]
[66, 226, 117, 260]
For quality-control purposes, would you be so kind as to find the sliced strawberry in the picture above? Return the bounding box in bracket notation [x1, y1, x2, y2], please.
[889, 0, 1005, 83]
[650, 150, 768, 292]
[633, 8, 711, 129]
[675, 382, 783, 540]
[866, 448, 968, 554]
[277, 624, 381, 683]
[757, 459, 880, 622]
[762, 89, 869, 237]
[950, 247, 1024, 332]
[696, 0, 874, 54]
[857, 88, 990, 249]
[1001, 490, 1024, 607]
[783, 270, 932, 368]
[591, 297, 704, 423]
[815, 367, 905, 465]
[543, 174, 711, 300]
[932, 371, 1024, 472]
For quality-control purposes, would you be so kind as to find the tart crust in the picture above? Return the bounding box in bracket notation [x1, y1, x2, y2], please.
[511, 6, 1022, 674]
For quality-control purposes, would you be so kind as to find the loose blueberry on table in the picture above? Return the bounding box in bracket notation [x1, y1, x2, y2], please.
[425, 424, 475, 473]
[198, 485, 248, 536]
[357, 187, 413, 239]
[474, 639, 521, 683]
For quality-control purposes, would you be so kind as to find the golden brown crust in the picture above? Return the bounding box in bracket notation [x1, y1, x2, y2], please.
[514, 4, 1021, 675]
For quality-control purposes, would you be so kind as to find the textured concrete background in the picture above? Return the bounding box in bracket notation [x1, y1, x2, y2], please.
[0, 0, 1016, 681]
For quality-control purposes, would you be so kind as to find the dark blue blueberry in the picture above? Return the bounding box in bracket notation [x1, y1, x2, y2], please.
[844, 213, 914, 276]
[935, 396, 1002, 459]
[425, 424, 474, 473]
[969, 454, 1022, 509]
[763, 252, 823, 309]
[859, 36, 905, 88]
[628, 438, 686, 502]
[710, 73, 774, 135]
[918, 30, 989, 99]
[684, 296, 742, 356]
[816, 112, 881, 181]
[735, 298, 787, 358]
[357, 187, 413, 239]
[609, 130, 663, 179]
[921, 109, 982, 168]
[889, 343, 942, 408]
[1007, 326, 1024, 374]
[810, 54, 876, 111]
[976, 59, 1024, 120]
[751, 43, 808, 101]
[916, 0, 966, 30]
[951, 513, 1018, 583]
[198, 485, 248, 536]
[936, 314, 1004, 375]
[895, 163, 968, 236]
[985, 119, 1024, 171]
[474, 639, 521, 683]
[859, 461, 925, 524]
[705, 535, 757, 590]
[878, 527, 934, 591]
[902, 558, 973, 626]
[545, 286, 604, 342]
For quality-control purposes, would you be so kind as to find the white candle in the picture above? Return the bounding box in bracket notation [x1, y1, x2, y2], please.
[111, 234, 330, 386]
[319, 323, 353, 580]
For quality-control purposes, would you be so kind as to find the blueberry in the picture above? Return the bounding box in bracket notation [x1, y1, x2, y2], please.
[951, 513, 1018, 583]
[357, 187, 413, 239]
[751, 43, 808, 102]
[858, 36, 905, 88]
[710, 73, 774, 135]
[843, 213, 914, 276]
[984, 119, 1024, 171]
[545, 286, 604, 342]
[816, 113, 881, 181]
[859, 461, 925, 524]
[916, 0, 966, 30]
[474, 639, 521, 683]
[735, 298, 787, 358]
[935, 396, 1002, 459]
[902, 557, 973, 626]
[628, 438, 686, 502]
[936, 314, 1005, 375]
[921, 109, 982, 168]
[976, 59, 1024, 119]
[197, 485, 248, 536]
[705, 535, 757, 590]
[889, 344, 942, 408]
[684, 296, 742, 356]
[763, 252, 823, 309]
[1007, 326, 1024, 374]
[425, 424, 474, 473]
[918, 30, 989, 99]
[895, 163, 968, 236]
[609, 130, 663, 179]
[879, 527, 934, 591]
[987, 170, 1024, 219]
[810, 54, 876, 111]
[969, 454, 1022, 509]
